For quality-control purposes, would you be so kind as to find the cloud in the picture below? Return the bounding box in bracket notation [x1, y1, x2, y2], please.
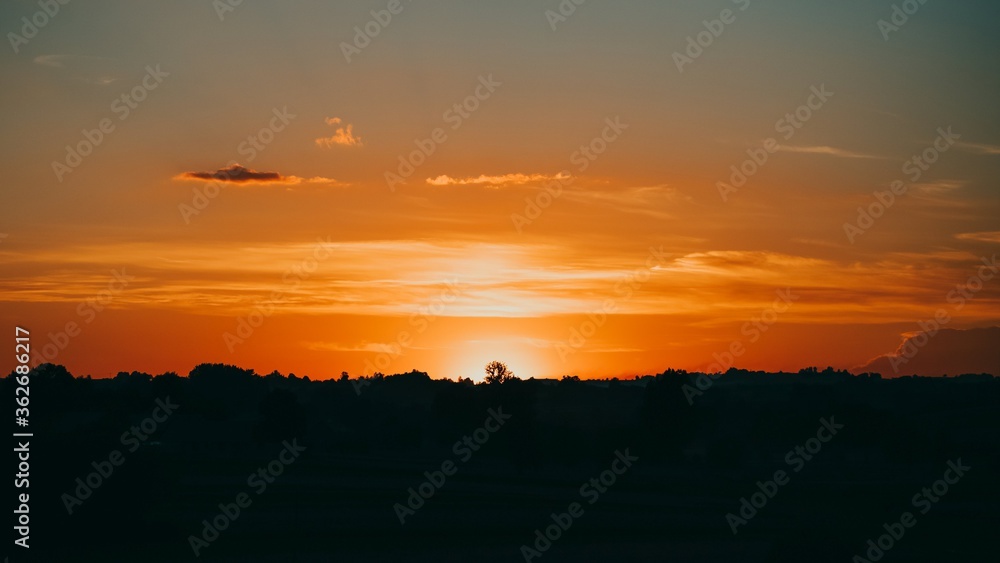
[177, 164, 282, 183]
[957, 141, 1000, 155]
[292, 176, 343, 186]
[790, 237, 844, 248]
[856, 327, 1000, 376]
[571, 183, 691, 203]
[913, 180, 965, 195]
[463, 337, 555, 348]
[34, 54, 74, 68]
[303, 341, 396, 353]
[955, 231, 1000, 244]
[315, 117, 363, 148]
[778, 145, 881, 159]
[426, 172, 572, 187]
[558, 185, 690, 221]
[174, 164, 341, 186]
[34, 54, 121, 85]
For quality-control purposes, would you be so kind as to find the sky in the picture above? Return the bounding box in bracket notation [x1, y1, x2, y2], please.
[1, 0, 999, 380]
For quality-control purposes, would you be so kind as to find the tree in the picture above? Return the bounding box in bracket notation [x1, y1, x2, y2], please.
[484, 361, 516, 384]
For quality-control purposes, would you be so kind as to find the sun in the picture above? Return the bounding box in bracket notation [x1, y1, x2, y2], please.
[444, 339, 550, 382]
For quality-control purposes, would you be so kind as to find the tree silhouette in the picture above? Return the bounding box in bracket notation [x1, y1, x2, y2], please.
[484, 360, 516, 384]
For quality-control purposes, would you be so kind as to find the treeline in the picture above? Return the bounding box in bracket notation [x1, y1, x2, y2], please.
[6, 363, 999, 562]
[8, 362, 998, 467]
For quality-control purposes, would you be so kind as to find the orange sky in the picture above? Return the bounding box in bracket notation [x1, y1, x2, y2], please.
[1, 1, 999, 380]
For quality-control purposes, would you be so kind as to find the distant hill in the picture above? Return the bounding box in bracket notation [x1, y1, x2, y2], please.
[857, 326, 1000, 377]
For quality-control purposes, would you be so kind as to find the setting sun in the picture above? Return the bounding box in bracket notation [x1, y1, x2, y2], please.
[445, 340, 550, 382]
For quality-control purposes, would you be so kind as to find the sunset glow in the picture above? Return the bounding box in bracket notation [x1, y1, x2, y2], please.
[2, 1, 998, 380]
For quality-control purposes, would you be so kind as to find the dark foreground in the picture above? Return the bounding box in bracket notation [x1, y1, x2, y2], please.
[7, 364, 999, 562]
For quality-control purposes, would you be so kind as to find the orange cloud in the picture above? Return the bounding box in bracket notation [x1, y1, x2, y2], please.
[426, 172, 571, 187]
[956, 231, 1000, 243]
[914, 180, 965, 195]
[315, 117, 363, 148]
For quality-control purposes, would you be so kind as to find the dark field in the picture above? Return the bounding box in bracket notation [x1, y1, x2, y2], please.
[9, 364, 999, 562]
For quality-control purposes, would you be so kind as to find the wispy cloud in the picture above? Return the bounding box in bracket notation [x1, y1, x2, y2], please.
[303, 341, 396, 353]
[464, 337, 555, 348]
[174, 164, 341, 186]
[315, 117, 363, 148]
[34, 54, 121, 85]
[3, 240, 999, 326]
[426, 172, 571, 187]
[561, 185, 691, 220]
[913, 180, 965, 195]
[790, 238, 843, 249]
[956, 141, 1000, 155]
[778, 145, 881, 159]
[955, 231, 1000, 244]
